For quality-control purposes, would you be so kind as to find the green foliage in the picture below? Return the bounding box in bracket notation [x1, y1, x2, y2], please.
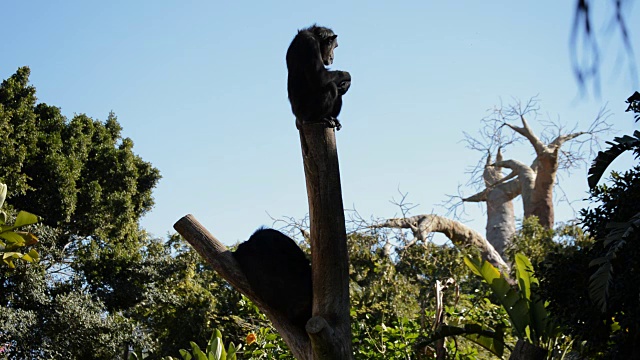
[539, 92, 640, 358]
[0, 67, 160, 247]
[587, 211, 640, 312]
[348, 231, 507, 358]
[506, 217, 557, 266]
[348, 233, 421, 325]
[0, 224, 154, 359]
[242, 326, 294, 359]
[0, 184, 40, 268]
[421, 254, 560, 358]
[425, 323, 505, 357]
[588, 91, 640, 188]
[0, 164, 40, 269]
[163, 329, 241, 360]
[353, 316, 420, 359]
[0, 67, 163, 359]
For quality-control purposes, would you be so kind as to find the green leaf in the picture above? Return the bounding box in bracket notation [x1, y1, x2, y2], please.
[0, 183, 6, 209]
[464, 256, 530, 338]
[589, 258, 613, 312]
[227, 343, 238, 360]
[530, 296, 549, 343]
[588, 130, 640, 189]
[3, 251, 23, 260]
[17, 231, 38, 245]
[421, 324, 505, 357]
[27, 248, 39, 262]
[179, 349, 193, 360]
[189, 341, 207, 360]
[12, 211, 39, 228]
[20, 253, 34, 262]
[515, 253, 534, 300]
[0, 231, 26, 245]
[212, 336, 224, 360]
[514, 253, 549, 343]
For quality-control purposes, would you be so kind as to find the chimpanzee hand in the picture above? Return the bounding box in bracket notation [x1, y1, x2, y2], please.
[337, 80, 351, 95]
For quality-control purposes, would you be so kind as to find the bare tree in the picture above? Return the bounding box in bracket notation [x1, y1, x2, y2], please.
[478, 98, 611, 229]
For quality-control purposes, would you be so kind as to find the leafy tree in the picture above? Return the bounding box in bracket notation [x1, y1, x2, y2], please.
[0, 67, 164, 359]
[0, 183, 40, 268]
[539, 92, 640, 358]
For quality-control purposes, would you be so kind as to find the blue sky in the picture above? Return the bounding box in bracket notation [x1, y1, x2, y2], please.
[1, 1, 638, 245]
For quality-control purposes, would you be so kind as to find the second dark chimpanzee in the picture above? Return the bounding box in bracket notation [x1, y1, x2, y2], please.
[232, 228, 312, 329]
[286, 25, 351, 131]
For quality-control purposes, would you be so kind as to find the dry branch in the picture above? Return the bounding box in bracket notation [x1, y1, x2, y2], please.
[174, 215, 312, 359]
[373, 214, 509, 270]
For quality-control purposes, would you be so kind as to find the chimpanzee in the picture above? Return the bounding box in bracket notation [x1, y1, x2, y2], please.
[286, 24, 351, 131]
[232, 228, 312, 329]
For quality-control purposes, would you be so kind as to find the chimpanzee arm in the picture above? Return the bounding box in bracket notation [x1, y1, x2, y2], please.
[327, 70, 351, 95]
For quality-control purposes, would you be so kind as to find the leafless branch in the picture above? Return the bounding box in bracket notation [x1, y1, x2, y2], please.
[441, 184, 473, 222]
[462, 97, 540, 187]
[268, 212, 310, 243]
[389, 188, 419, 218]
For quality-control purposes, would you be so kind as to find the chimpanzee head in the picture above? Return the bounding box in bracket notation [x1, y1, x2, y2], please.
[312, 26, 338, 66]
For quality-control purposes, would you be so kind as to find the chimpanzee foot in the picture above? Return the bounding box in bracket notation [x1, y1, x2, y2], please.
[297, 118, 342, 131]
[323, 117, 342, 131]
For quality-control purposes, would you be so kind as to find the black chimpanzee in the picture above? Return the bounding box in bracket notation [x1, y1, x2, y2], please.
[286, 25, 351, 131]
[232, 228, 312, 329]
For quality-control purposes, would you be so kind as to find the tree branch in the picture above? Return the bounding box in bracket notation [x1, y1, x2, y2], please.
[372, 215, 509, 270]
[174, 215, 311, 359]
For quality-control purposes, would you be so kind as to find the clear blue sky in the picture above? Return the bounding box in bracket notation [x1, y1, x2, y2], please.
[1, 1, 638, 245]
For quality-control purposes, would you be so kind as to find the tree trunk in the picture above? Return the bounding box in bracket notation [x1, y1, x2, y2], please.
[499, 114, 590, 229]
[530, 150, 558, 229]
[464, 150, 518, 258]
[174, 123, 353, 359]
[299, 123, 352, 359]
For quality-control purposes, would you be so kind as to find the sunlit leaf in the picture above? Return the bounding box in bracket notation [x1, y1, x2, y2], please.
[0, 231, 26, 245]
[16, 231, 38, 245]
[421, 324, 505, 357]
[12, 211, 39, 229]
[179, 349, 192, 360]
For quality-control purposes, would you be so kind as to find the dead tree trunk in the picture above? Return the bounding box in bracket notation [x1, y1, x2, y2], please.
[299, 123, 352, 359]
[465, 99, 609, 231]
[496, 115, 589, 229]
[463, 149, 518, 258]
[173, 123, 352, 359]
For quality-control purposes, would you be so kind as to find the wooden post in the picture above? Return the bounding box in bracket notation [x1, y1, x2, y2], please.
[299, 123, 352, 359]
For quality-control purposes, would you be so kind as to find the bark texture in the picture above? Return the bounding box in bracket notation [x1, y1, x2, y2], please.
[174, 122, 353, 359]
[494, 115, 586, 228]
[174, 215, 312, 359]
[299, 123, 352, 359]
[374, 215, 508, 270]
[463, 149, 518, 257]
